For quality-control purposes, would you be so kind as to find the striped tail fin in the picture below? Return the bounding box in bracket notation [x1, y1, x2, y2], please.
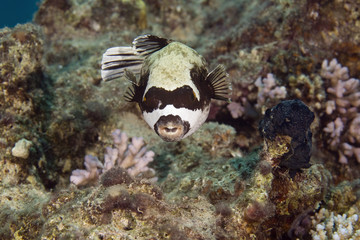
[101, 46, 143, 81]
[101, 35, 171, 82]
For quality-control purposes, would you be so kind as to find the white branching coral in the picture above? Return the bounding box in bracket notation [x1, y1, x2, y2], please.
[321, 59, 360, 115]
[70, 129, 157, 186]
[70, 155, 104, 186]
[227, 73, 287, 118]
[255, 73, 287, 113]
[321, 59, 360, 164]
[323, 117, 344, 149]
[227, 99, 245, 119]
[310, 207, 360, 240]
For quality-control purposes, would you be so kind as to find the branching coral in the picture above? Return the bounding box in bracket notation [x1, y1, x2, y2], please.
[227, 73, 287, 119]
[70, 129, 157, 186]
[321, 59, 360, 116]
[255, 73, 287, 114]
[321, 59, 360, 164]
[227, 101, 246, 119]
[310, 207, 360, 240]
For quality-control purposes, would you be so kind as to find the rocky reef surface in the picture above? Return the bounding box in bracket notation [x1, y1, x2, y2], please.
[0, 0, 360, 239]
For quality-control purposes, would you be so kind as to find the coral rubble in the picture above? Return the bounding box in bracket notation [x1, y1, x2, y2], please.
[11, 138, 33, 159]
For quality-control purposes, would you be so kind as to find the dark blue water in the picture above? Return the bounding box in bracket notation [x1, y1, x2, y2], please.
[0, 1, 39, 28]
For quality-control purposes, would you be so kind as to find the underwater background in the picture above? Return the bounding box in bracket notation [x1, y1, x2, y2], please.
[0, 1, 39, 28]
[0, 0, 360, 239]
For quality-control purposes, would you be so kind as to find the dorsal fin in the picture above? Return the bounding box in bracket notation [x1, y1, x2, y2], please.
[101, 35, 171, 82]
[133, 35, 171, 56]
[206, 65, 232, 102]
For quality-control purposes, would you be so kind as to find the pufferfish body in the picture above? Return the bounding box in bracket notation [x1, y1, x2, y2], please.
[101, 35, 231, 142]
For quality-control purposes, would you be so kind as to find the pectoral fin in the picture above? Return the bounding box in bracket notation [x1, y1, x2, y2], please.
[206, 65, 232, 102]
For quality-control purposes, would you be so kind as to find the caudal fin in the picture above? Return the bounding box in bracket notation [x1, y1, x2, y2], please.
[101, 35, 171, 81]
[101, 46, 143, 81]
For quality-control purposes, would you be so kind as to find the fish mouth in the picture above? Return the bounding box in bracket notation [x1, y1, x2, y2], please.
[154, 115, 190, 142]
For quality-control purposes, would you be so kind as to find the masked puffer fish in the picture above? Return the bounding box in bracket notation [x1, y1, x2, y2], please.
[101, 35, 231, 142]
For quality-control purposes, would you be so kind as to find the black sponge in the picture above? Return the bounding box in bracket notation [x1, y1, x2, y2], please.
[259, 99, 315, 177]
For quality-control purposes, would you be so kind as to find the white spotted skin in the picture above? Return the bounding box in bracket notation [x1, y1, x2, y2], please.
[142, 42, 206, 101]
[143, 104, 210, 139]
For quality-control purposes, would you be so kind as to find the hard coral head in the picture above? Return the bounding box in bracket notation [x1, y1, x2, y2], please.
[154, 115, 189, 142]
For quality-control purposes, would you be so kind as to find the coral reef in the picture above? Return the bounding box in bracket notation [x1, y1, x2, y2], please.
[230, 148, 261, 180]
[295, 179, 360, 239]
[309, 182, 360, 240]
[70, 129, 156, 186]
[0, 23, 54, 186]
[159, 122, 237, 201]
[288, 73, 325, 111]
[1, 0, 360, 239]
[38, 180, 218, 239]
[34, 0, 147, 39]
[0, 183, 49, 239]
[228, 162, 331, 239]
[0, 24, 43, 91]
